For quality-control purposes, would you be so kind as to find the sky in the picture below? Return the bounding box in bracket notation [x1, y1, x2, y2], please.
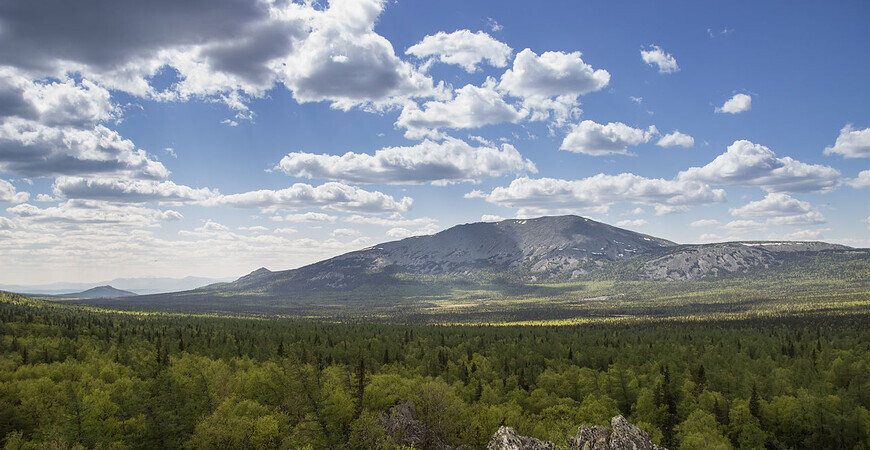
[0, 0, 868, 285]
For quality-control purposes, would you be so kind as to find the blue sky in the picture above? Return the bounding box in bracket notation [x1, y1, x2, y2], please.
[0, 0, 868, 284]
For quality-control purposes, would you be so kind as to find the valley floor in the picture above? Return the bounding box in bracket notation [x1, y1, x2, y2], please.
[1, 291, 868, 449]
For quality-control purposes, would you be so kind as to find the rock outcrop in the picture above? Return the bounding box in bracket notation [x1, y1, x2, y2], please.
[486, 426, 557, 450]
[487, 415, 665, 450]
[378, 400, 453, 450]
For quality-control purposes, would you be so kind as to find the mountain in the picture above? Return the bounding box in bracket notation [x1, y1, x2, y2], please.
[215, 215, 855, 295]
[224, 215, 677, 294]
[58, 285, 137, 298]
[69, 215, 866, 318]
[0, 276, 232, 296]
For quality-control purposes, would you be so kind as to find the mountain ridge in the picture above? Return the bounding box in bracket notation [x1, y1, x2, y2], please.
[58, 285, 137, 299]
[217, 215, 852, 294]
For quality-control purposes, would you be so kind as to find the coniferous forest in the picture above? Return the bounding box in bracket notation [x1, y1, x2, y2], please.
[1, 292, 868, 449]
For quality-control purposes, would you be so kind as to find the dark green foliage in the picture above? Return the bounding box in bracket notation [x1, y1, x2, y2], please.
[0, 292, 868, 449]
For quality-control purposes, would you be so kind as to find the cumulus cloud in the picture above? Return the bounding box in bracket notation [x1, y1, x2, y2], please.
[481, 214, 505, 222]
[206, 182, 412, 213]
[0, 216, 14, 229]
[0, 122, 169, 179]
[274, 212, 338, 222]
[0, 74, 117, 127]
[656, 130, 695, 148]
[331, 228, 361, 237]
[690, 219, 720, 227]
[396, 80, 528, 139]
[0, 179, 29, 203]
[280, 0, 442, 109]
[721, 220, 766, 233]
[715, 93, 751, 114]
[775, 229, 829, 240]
[678, 140, 840, 193]
[616, 219, 648, 227]
[52, 176, 215, 203]
[845, 170, 870, 188]
[6, 200, 181, 229]
[729, 193, 825, 225]
[640, 45, 679, 74]
[0, 0, 440, 110]
[560, 120, 657, 155]
[823, 124, 870, 158]
[276, 137, 536, 185]
[406, 30, 512, 72]
[466, 174, 725, 216]
[498, 48, 610, 123]
[0, 72, 166, 181]
[346, 214, 438, 228]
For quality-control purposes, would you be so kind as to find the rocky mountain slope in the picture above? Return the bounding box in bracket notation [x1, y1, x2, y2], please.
[58, 285, 137, 298]
[207, 215, 855, 296]
[216, 215, 677, 294]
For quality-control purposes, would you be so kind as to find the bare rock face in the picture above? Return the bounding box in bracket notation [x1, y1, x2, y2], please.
[486, 426, 557, 450]
[568, 425, 611, 449]
[378, 400, 453, 450]
[605, 415, 664, 450]
[486, 415, 665, 450]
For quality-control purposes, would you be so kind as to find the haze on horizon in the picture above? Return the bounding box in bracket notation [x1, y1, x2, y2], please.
[0, 0, 868, 285]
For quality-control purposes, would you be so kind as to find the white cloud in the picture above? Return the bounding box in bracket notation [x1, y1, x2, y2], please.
[730, 193, 825, 225]
[11, 76, 118, 127]
[721, 219, 766, 233]
[823, 124, 870, 158]
[774, 229, 829, 240]
[52, 176, 215, 203]
[640, 45, 679, 74]
[346, 214, 438, 228]
[560, 120, 657, 155]
[406, 30, 512, 72]
[0, 216, 14, 230]
[0, 122, 169, 179]
[273, 227, 297, 235]
[0, 0, 441, 112]
[386, 227, 414, 239]
[498, 48, 610, 123]
[481, 214, 505, 222]
[616, 219, 648, 227]
[0, 179, 29, 203]
[275, 212, 338, 222]
[276, 137, 536, 184]
[396, 80, 528, 139]
[34, 194, 56, 202]
[6, 200, 181, 230]
[385, 225, 438, 239]
[486, 18, 503, 32]
[197, 220, 229, 233]
[206, 182, 412, 213]
[845, 170, 870, 188]
[331, 228, 361, 237]
[238, 225, 268, 232]
[280, 0, 442, 109]
[466, 174, 725, 216]
[656, 130, 695, 148]
[678, 140, 840, 193]
[715, 93, 751, 114]
[221, 119, 239, 127]
[690, 219, 720, 227]
[730, 193, 813, 217]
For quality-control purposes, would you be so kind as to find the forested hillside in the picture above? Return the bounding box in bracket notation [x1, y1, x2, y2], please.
[1, 292, 868, 449]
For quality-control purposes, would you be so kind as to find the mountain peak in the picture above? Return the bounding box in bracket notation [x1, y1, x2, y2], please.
[227, 214, 676, 293]
[61, 285, 137, 298]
